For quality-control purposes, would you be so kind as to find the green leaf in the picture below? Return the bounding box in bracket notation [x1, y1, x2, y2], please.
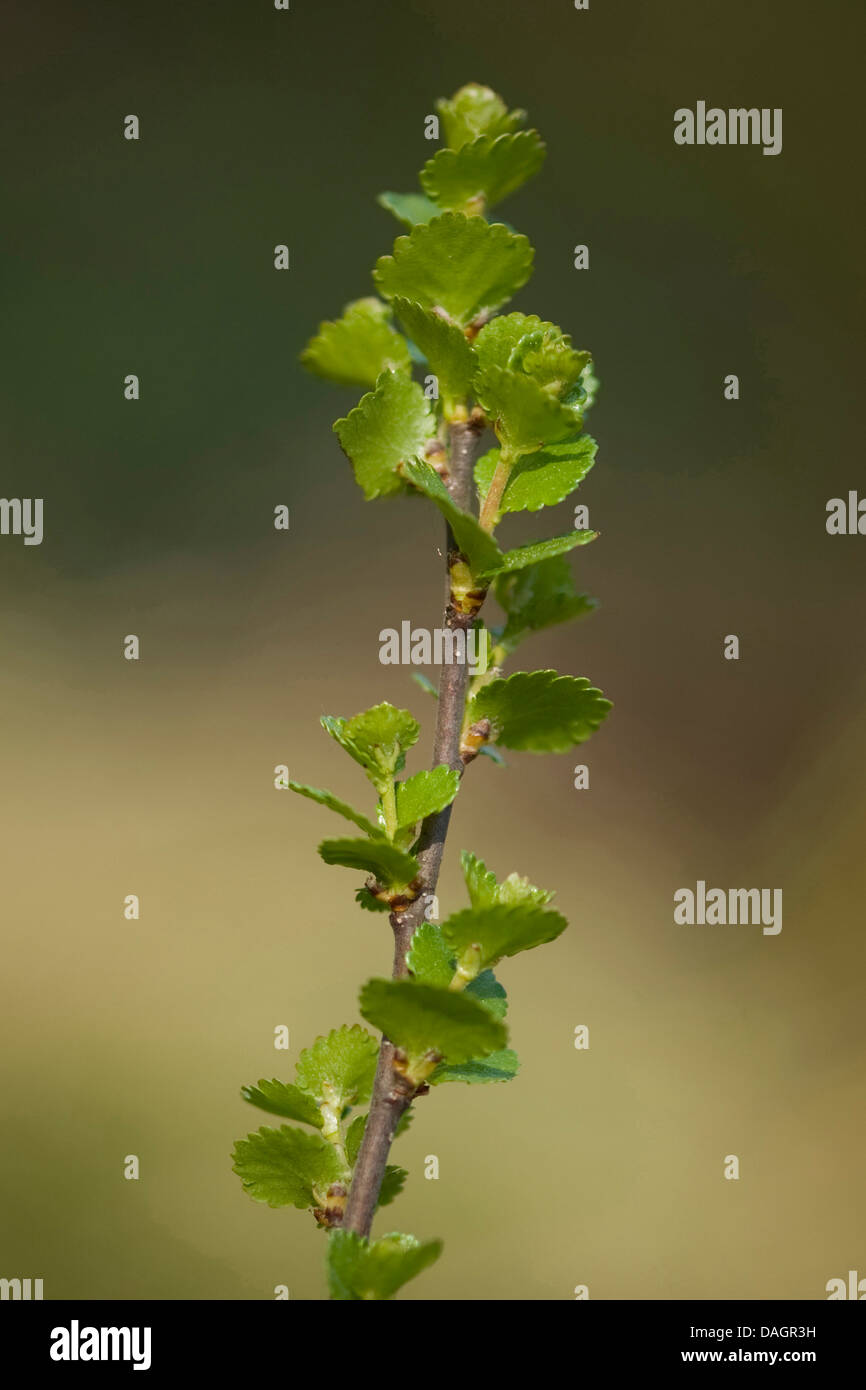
[460, 850, 500, 909]
[322, 703, 420, 791]
[346, 1113, 367, 1166]
[510, 333, 590, 394]
[240, 1079, 324, 1127]
[300, 298, 410, 388]
[495, 555, 597, 649]
[344, 703, 420, 774]
[334, 371, 435, 500]
[475, 435, 597, 515]
[407, 921, 455, 987]
[379, 1166, 408, 1207]
[232, 1126, 343, 1210]
[478, 743, 506, 766]
[394, 1108, 413, 1139]
[493, 531, 597, 577]
[288, 781, 383, 839]
[431, 1048, 519, 1085]
[346, 1112, 412, 1167]
[411, 671, 439, 699]
[474, 365, 582, 454]
[374, 214, 534, 328]
[295, 1026, 379, 1111]
[402, 458, 503, 578]
[466, 969, 509, 1018]
[318, 838, 419, 888]
[496, 873, 556, 908]
[577, 362, 600, 414]
[420, 131, 545, 213]
[474, 314, 591, 409]
[359, 978, 507, 1064]
[377, 191, 442, 228]
[355, 886, 391, 913]
[460, 849, 553, 913]
[391, 297, 476, 416]
[469, 669, 612, 752]
[394, 765, 460, 831]
[436, 83, 526, 150]
[327, 1229, 443, 1301]
[403, 929, 514, 1081]
[441, 902, 567, 972]
[474, 312, 560, 375]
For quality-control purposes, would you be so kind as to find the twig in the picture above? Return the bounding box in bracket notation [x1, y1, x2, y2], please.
[341, 417, 485, 1237]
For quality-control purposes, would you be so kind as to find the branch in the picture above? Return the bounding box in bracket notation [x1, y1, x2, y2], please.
[342, 416, 485, 1238]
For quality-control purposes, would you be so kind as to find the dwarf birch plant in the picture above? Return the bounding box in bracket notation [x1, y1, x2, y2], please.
[232, 83, 612, 1301]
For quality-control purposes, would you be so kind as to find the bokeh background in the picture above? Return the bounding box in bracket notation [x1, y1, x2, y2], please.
[1, 0, 864, 1300]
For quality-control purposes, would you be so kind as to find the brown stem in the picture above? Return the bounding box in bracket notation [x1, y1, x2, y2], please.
[447, 417, 484, 513]
[341, 415, 485, 1238]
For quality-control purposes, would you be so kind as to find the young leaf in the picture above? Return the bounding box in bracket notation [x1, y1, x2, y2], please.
[345, 1116, 412, 1168]
[241, 1080, 324, 1127]
[394, 765, 460, 831]
[344, 703, 420, 769]
[334, 370, 435, 500]
[474, 312, 560, 375]
[441, 902, 567, 971]
[392, 1108, 418, 1139]
[378, 1165, 408, 1207]
[394, 1108, 414, 1139]
[359, 978, 507, 1064]
[461, 850, 554, 912]
[402, 458, 503, 578]
[288, 781, 383, 839]
[355, 886, 391, 913]
[491, 531, 597, 578]
[374, 213, 534, 328]
[474, 365, 582, 454]
[511, 332, 590, 394]
[411, 671, 439, 699]
[326, 1229, 443, 1301]
[391, 297, 477, 415]
[466, 969, 509, 1019]
[377, 191, 441, 228]
[318, 837, 419, 888]
[420, 131, 546, 213]
[322, 703, 420, 790]
[300, 298, 410, 387]
[436, 83, 526, 149]
[469, 669, 612, 751]
[431, 1048, 520, 1085]
[478, 743, 507, 766]
[475, 435, 597, 515]
[241, 1078, 323, 1123]
[295, 1025, 379, 1111]
[232, 1126, 343, 1210]
[577, 362, 600, 414]
[345, 1113, 367, 1166]
[495, 555, 597, 649]
[461, 849, 499, 909]
[407, 920, 455, 987]
[497, 873, 556, 908]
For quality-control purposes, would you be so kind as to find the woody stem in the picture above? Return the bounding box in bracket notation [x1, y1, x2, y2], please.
[341, 416, 484, 1238]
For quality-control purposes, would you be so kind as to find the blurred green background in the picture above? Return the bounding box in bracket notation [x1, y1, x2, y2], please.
[1, 0, 864, 1300]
